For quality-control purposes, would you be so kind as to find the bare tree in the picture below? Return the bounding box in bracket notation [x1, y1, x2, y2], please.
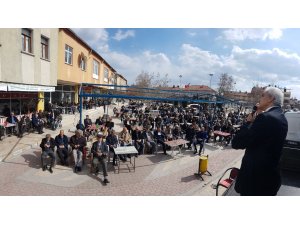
[135, 71, 154, 88]
[218, 73, 235, 94]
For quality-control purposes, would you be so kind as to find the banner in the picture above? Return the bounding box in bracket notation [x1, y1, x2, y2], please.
[7, 83, 55, 92]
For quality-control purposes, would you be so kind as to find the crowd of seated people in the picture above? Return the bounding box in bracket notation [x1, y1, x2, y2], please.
[1, 109, 63, 138]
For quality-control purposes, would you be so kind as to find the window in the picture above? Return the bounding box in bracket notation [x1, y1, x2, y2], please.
[93, 59, 99, 79]
[65, 45, 73, 65]
[41, 36, 49, 59]
[21, 28, 32, 53]
[80, 56, 87, 71]
[104, 67, 109, 82]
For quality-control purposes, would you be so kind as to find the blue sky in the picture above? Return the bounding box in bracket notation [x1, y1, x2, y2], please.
[73, 28, 300, 98]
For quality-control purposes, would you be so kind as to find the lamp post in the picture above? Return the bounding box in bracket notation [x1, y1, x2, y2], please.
[179, 75, 183, 106]
[209, 73, 213, 88]
[179, 75, 182, 87]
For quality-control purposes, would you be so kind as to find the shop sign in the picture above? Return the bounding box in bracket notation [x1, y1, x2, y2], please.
[7, 84, 55, 92]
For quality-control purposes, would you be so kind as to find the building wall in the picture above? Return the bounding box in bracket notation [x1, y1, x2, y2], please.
[0, 28, 58, 86]
[58, 29, 118, 90]
[58, 29, 92, 85]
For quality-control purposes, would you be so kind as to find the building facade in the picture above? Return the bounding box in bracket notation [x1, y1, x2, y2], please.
[56, 28, 117, 105]
[0, 28, 58, 115]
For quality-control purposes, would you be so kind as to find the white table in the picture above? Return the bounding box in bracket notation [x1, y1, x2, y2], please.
[114, 146, 138, 173]
[164, 139, 189, 155]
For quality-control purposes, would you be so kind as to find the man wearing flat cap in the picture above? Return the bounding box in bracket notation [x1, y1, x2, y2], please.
[91, 132, 110, 184]
[69, 129, 87, 173]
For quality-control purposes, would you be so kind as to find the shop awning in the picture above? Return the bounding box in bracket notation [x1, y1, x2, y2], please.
[0, 84, 7, 91]
[6, 83, 55, 92]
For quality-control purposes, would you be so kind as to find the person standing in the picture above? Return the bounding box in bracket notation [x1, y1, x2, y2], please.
[232, 87, 288, 196]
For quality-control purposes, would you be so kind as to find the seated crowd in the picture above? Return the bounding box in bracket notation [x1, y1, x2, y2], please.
[37, 100, 247, 185]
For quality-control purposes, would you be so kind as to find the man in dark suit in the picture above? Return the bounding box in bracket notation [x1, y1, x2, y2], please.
[55, 130, 69, 166]
[91, 132, 110, 184]
[232, 87, 288, 196]
[40, 134, 56, 173]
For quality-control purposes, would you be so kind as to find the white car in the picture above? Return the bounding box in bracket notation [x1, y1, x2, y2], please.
[280, 111, 300, 172]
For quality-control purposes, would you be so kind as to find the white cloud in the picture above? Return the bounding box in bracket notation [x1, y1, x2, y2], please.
[72, 28, 110, 53]
[72, 28, 300, 98]
[102, 50, 173, 84]
[221, 28, 283, 41]
[113, 29, 135, 41]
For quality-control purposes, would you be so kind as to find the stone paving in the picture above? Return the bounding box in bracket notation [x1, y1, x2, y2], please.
[0, 104, 244, 196]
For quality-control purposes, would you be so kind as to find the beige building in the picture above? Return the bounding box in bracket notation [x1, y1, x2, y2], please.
[56, 28, 117, 104]
[0, 28, 58, 114]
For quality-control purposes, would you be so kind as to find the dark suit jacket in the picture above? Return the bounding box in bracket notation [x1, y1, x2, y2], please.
[232, 106, 288, 196]
[55, 134, 69, 150]
[40, 138, 56, 152]
[91, 141, 108, 158]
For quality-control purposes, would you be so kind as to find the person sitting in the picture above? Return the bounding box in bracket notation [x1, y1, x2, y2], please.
[172, 125, 183, 140]
[6, 112, 19, 136]
[118, 127, 132, 146]
[91, 132, 110, 184]
[54, 130, 69, 166]
[185, 124, 195, 149]
[154, 127, 167, 155]
[40, 134, 56, 173]
[118, 127, 133, 161]
[84, 115, 92, 129]
[95, 116, 104, 126]
[106, 129, 119, 166]
[132, 126, 144, 156]
[106, 117, 114, 130]
[100, 125, 109, 138]
[18, 114, 30, 138]
[142, 127, 157, 154]
[46, 111, 54, 129]
[193, 127, 208, 155]
[69, 129, 87, 173]
[164, 124, 173, 141]
[32, 112, 44, 134]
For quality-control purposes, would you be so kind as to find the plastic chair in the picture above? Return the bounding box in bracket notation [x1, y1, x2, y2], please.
[215, 167, 239, 196]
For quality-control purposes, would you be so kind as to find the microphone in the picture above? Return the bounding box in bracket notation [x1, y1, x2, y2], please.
[251, 105, 257, 116]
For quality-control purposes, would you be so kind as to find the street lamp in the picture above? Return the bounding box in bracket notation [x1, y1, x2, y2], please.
[209, 74, 214, 88]
[179, 75, 183, 106]
[179, 75, 183, 87]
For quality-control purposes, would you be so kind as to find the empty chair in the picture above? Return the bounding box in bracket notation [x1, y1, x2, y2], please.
[215, 167, 239, 196]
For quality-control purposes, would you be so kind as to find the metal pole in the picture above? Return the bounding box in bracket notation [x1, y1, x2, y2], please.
[79, 84, 83, 125]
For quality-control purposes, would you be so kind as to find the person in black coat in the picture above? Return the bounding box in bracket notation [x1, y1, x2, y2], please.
[132, 126, 144, 155]
[154, 127, 167, 155]
[91, 133, 109, 184]
[32, 112, 44, 134]
[106, 129, 119, 165]
[55, 130, 69, 166]
[232, 87, 288, 196]
[40, 134, 56, 173]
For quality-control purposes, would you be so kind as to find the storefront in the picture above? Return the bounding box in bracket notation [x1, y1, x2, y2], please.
[0, 83, 55, 116]
[50, 84, 76, 106]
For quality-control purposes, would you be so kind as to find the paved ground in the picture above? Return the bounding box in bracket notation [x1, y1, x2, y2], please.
[0, 104, 244, 196]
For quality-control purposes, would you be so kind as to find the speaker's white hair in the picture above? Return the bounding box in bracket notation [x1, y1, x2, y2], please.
[264, 87, 284, 106]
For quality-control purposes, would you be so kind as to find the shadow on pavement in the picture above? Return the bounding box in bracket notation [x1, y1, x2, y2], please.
[147, 153, 173, 164]
[21, 151, 41, 169]
[181, 174, 198, 183]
